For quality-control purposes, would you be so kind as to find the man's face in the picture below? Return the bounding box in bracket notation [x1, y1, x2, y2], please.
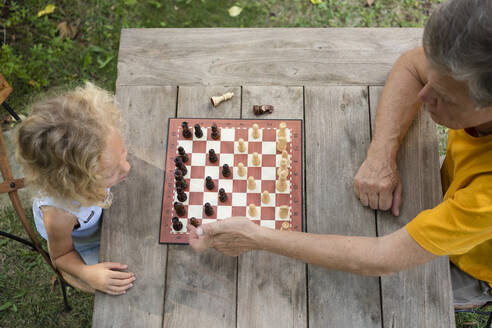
[417, 66, 492, 130]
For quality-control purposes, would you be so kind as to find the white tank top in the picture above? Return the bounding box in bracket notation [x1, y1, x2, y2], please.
[32, 190, 109, 240]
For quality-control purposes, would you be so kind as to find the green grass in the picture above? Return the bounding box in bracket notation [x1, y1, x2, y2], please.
[0, 0, 482, 327]
[0, 207, 93, 327]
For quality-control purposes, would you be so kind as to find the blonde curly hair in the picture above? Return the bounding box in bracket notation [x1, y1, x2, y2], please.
[15, 82, 120, 208]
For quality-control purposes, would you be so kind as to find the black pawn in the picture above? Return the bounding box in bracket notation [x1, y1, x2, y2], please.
[174, 157, 187, 176]
[218, 188, 227, 202]
[182, 121, 192, 138]
[211, 123, 220, 140]
[174, 169, 187, 189]
[189, 217, 199, 228]
[208, 149, 218, 163]
[172, 217, 183, 231]
[194, 123, 203, 138]
[205, 176, 215, 190]
[174, 201, 186, 216]
[222, 164, 231, 177]
[204, 202, 213, 216]
[177, 188, 187, 202]
[177, 146, 188, 163]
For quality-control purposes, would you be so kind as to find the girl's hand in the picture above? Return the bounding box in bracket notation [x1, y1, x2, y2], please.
[188, 217, 262, 256]
[84, 262, 135, 295]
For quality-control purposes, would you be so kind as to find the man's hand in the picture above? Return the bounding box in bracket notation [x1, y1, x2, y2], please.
[354, 152, 402, 216]
[189, 217, 261, 256]
[83, 262, 135, 295]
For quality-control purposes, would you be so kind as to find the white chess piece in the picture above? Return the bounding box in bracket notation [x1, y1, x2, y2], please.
[238, 138, 246, 152]
[281, 150, 290, 166]
[277, 136, 287, 152]
[252, 123, 260, 139]
[276, 170, 288, 192]
[277, 158, 289, 176]
[237, 162, 246, 177]
[252, 152, 261, 166]
[279, 205, 289, 219]
[210, 92, 234, 107]
[278, 122, 287, 138]
[261, 190, 270, 204]
[247, 176, 256, 190]
[248, 203, 257, 217]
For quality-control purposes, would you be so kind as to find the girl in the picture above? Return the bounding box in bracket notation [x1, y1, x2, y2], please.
[15, 82, 134, 295]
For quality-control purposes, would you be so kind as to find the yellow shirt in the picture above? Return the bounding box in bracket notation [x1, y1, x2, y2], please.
[406, 128, 492, 288]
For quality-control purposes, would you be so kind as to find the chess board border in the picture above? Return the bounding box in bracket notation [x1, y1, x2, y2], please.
[159, 117, 304, 244]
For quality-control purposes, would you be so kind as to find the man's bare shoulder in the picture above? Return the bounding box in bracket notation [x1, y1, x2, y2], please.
[401, 46, 428, 85]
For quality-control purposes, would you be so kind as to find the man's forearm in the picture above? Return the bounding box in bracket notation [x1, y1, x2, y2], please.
[256, 228, 391, 276]
[370, 47, 427, 160]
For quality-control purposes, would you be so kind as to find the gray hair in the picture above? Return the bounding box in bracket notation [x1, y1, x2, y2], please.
[423, 0, 492, 108]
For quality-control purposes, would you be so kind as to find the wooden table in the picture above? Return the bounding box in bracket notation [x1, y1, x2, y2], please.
[93, 28, 455, 327]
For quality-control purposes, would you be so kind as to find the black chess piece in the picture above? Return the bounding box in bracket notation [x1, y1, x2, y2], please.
[211, 123, 220, 140]
[174, 201, 186, 216]
[194, 123, 203, 138]
[204, 202, 213, 216]
[208, 149, 218, 163]
[174, 169, 187, 189]
[189, 217, 199, 228]
[177, 187, 187, 202]
[222, 164, 231, 177]
[218, 188, 227, 202]
[172, 217, 183, 231]
[174, 157, 187, 176]
[182, 121, 192, 138]
[205, 176, 215, 190]
[177, 146, 188, 163]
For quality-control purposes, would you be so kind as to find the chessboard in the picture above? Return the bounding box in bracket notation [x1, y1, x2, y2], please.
[159, 118, 303, 244]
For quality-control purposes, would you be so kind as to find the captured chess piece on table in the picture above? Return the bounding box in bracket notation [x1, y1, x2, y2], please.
[253, 105, 274, 116]
[210, 92, 234, 107]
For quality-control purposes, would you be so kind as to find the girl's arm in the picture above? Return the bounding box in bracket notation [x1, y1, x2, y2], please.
[42, 206, 135, 295]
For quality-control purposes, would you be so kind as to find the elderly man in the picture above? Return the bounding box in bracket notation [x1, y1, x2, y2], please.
[189, 0, 492, 307]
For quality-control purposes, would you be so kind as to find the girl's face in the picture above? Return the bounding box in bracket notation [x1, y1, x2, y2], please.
[100, 129, 131, 188]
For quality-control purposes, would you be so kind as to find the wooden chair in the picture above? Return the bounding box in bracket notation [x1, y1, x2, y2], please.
[0, 74, 71, 311]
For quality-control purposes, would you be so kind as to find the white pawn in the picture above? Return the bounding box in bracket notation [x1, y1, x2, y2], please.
[278, 122, 287, 138]
[276, 170, 288, 192]
[282, 150, 290, 166]
[252, 123, 260, 139]
[277, 136, 287, 152]
[238, 138, 246, 152]
[279, 205, 289, 219]
[261, 190, 270, 204]
[252, 152, 260, 166]
[248, 203, 257, 217]
[247, 176, 256, 190]
[237, 162, 246, 177]
[277, 158, 289, 176]
[280, 221, 290, 231]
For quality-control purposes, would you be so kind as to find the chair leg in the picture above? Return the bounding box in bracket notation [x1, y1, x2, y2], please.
[59, 278, 72, 312]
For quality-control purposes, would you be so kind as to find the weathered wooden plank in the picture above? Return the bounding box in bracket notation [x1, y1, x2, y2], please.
[163, 86, 240, 328]
[237, 86, 307, 328]
[93, 86, 176, 327]
[369, 87, 455, 327]
[116, 28, 422, 87]
[305, 86, 381, 327]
